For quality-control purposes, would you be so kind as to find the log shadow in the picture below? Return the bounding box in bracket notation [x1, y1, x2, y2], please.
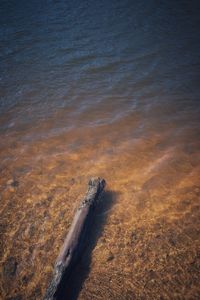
[59, 190, 117, 300]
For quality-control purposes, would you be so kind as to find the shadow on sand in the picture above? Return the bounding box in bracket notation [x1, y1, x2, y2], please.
[59, 190, 117, 300]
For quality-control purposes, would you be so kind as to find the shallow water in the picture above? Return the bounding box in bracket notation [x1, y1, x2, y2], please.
[0, 1, 200, 299]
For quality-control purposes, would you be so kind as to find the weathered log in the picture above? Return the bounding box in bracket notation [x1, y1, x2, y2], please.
[44, 177, 106, 300]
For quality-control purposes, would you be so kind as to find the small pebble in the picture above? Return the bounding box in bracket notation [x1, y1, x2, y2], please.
[70, 178, 75, 185]
[7, 179, 19, 187]
[7, 179, 13, 185]
[107, 251, 114, 262]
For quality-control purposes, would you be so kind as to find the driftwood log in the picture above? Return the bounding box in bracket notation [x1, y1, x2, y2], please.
[44, 177, 106, 300]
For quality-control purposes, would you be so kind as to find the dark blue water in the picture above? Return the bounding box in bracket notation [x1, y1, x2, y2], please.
[1, 1, 200, 299]
[1, 0, 200, 123]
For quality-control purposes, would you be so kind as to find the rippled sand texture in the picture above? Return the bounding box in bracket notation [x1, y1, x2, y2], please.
[0, 105, 200, 299]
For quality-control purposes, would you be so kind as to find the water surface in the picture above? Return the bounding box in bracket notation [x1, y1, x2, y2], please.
[0, 1, 200, 299]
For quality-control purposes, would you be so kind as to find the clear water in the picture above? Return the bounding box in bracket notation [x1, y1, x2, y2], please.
[0, 1, 200, 299]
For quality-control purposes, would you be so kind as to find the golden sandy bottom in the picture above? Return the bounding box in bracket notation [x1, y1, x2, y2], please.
[0, 114, 200, 299]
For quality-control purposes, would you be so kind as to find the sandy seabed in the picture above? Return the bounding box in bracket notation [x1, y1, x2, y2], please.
[0, 114, 200, 300]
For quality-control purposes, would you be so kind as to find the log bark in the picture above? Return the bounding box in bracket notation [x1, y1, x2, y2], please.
[44, 177, 106, 300]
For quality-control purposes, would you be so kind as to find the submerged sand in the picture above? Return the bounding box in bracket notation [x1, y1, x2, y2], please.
[0, 113, 200, 299]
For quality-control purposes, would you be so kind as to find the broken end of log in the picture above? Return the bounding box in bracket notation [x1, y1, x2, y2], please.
[79, 177, 106, 209]
[88, 177, 106, 196]
[88, 177, 106, 189]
